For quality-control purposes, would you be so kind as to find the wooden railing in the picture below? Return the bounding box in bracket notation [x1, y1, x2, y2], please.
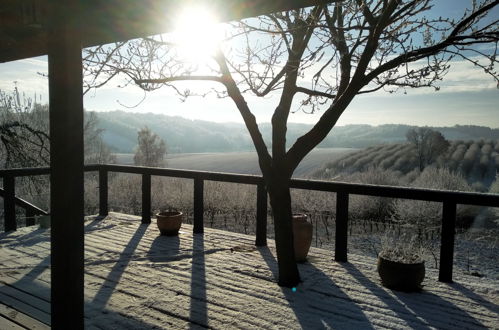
[0, 167, 50, 230]
[1, 164, 499, 283]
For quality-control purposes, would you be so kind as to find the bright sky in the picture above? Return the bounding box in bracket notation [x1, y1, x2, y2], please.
[0, 1, 498, 128]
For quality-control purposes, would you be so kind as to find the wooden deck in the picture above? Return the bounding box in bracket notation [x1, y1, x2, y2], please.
[1, 213, 498, 329]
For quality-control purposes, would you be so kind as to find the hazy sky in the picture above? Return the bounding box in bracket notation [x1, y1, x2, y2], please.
[0, 1, 497, 128]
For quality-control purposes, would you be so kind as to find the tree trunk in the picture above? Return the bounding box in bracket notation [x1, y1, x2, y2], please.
[266, 173, 300, 287]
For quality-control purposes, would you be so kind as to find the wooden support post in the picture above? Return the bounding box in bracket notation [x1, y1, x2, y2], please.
[255, 182, 267, 246]
[26, 209, 36, 227]
[3, 175, 16, 232]
[194, 178, 204, 234]
[99, 167, 108, 217]
[142, 174, 151, 224]
[335, 192, 348, 262]
[48, 1, 84, 328]
[439, 200, 456, 283]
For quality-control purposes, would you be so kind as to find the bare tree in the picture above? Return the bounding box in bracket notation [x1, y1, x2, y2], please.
[0, 87, 49, 168]
[406, 127, 450, 171]
[84, 1, 499, 287]
[83, 112, 116, 164]
[134, 127, 167, 167]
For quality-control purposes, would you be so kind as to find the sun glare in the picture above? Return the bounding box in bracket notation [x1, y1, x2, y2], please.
[172, 6, 224, 65]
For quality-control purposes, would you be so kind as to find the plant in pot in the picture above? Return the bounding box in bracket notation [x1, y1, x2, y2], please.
[377, 230, 425, 292]
[292, 213, 313, 262]
[156, 208, 183, 236]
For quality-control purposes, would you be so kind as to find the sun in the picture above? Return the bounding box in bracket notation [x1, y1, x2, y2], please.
[171, 6, 224, 65]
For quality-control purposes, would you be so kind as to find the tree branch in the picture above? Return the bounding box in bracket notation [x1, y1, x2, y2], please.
[214, 50, 272, 176]
[295, 86, 336, 98]
[134, 75, 224, 86]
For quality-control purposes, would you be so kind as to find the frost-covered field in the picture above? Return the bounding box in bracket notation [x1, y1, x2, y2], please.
[114, 147, 356, 177]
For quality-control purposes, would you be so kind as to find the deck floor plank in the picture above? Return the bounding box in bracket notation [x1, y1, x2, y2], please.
[0, 314, 24, 330]
[0, 291, 50, 326]
[0, 303, 50, 330]
[1, 212, 498, 329]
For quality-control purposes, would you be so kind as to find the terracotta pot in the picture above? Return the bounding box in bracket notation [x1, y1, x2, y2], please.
[377, 256, 425, 292]
[292, 213, 313, 262]
[156, 211, 183, 236]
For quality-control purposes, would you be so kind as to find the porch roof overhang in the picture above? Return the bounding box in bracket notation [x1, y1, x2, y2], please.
[0, 0, 331, 63]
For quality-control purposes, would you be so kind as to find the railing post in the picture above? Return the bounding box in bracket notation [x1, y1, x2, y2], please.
[99, 167, 108, 217]
[255, 182, 268, 246]
[335, 191, 348, 262]
[26, 209, 36, 227]
[194, 177, 204, 234]
[4, 175, 16, 232]
[142, 174, 151, 224]
[439, 200, 456, 283]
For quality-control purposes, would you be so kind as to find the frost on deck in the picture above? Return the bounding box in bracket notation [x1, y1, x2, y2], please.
[0, 212, 498, 329]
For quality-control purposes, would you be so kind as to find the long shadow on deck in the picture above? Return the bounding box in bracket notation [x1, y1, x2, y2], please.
[1, 218, 160, 328]
[449, 282, 499, 315]
[341, 262, 486, 329]
[189, 233, 207, 329]
[258, 247, 374, 329]
[91, 222, 148, 309]
[147, 235, 180, 261]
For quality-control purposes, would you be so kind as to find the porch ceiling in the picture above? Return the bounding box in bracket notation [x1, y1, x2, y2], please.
[0, 0, 331, 63]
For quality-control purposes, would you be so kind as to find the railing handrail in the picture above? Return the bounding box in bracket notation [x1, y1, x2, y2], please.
[83, 164, 499, 207]
[0, 167, 51, 177]
[2, 163, 499, 283]
[98, 164, 264, 184]
[1, 163, 498, 206]
[0, 187, 49, 216]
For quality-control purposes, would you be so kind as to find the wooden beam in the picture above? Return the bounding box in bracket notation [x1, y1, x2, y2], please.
[47, 0, 84, 328]
[3, 175, 16, 232]
[99, 167, 108, 217]
[142, 174, 151, 224]
[255, 182, 268, 246]
[0, 0, 331, 63]
[335, 192, 348, 262]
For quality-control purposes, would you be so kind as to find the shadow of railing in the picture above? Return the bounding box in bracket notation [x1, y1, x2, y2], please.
[1, 220, 158, 328]
[340, 262, 486, 329]
[189, 234, 207, 329]
[445, 282, 499, 316]
[90, 222, 148, 309]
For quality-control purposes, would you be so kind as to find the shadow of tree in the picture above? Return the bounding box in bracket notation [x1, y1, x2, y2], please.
[258, 247, 374, 329]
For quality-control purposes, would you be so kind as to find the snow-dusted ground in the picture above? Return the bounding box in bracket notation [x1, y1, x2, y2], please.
[1, 212, 498, 329]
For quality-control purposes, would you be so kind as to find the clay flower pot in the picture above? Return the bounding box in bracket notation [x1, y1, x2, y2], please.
[292, 213, 313, 262]
[377, 255, 425, 292]
[156, 211, 183, 236]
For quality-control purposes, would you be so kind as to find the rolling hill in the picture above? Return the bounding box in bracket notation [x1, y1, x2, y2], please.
[93, 110, 499, 153]
[314, 139, 499, 188]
